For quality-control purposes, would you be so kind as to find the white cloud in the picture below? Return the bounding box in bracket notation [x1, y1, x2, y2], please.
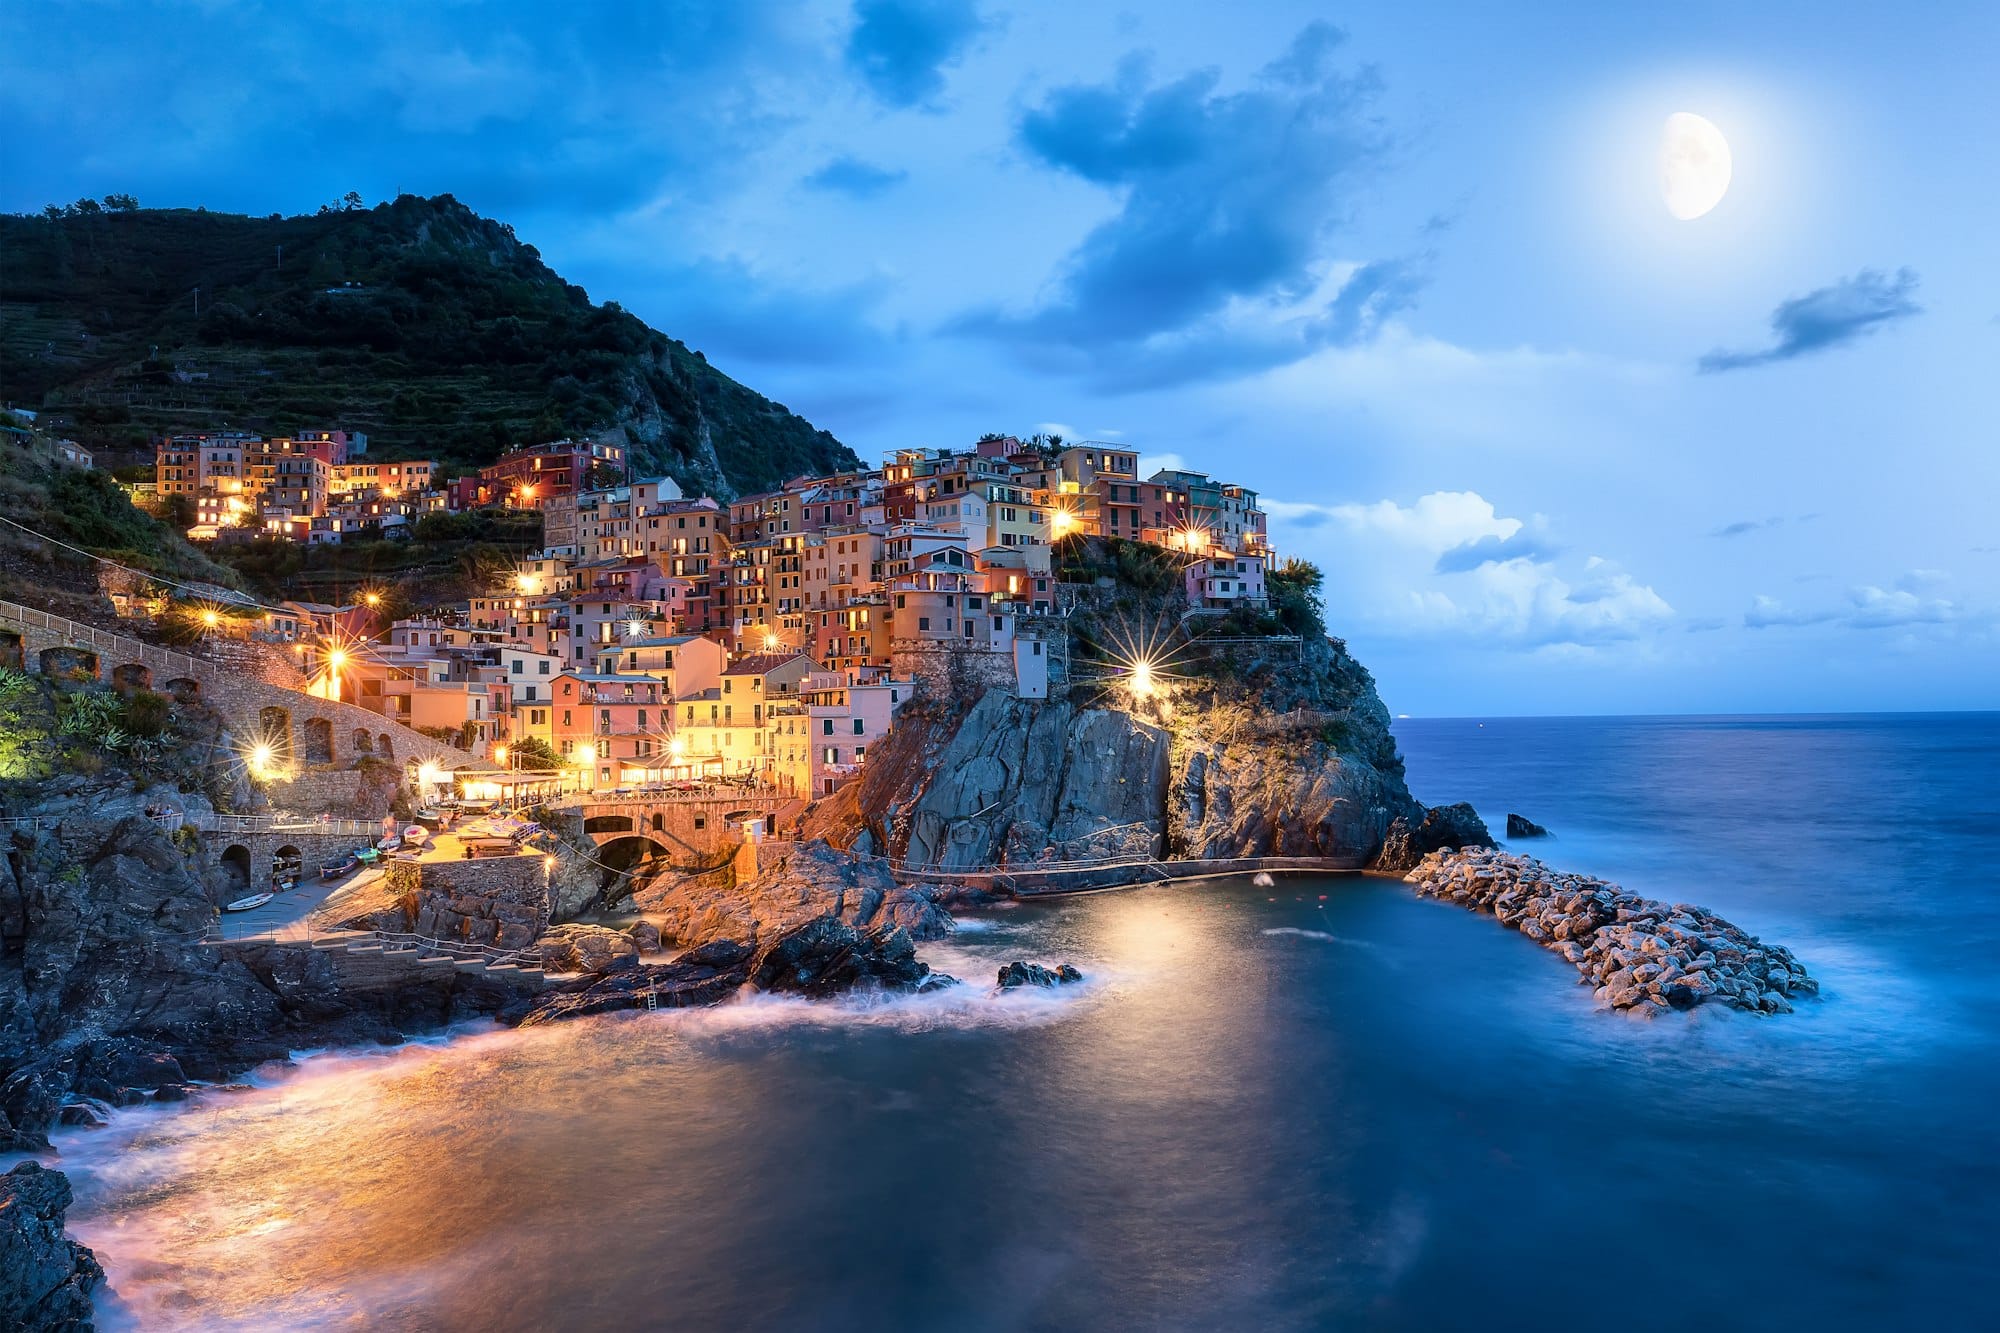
[1285, 489, 1674, 650]
[1745, 575, 1977, 632]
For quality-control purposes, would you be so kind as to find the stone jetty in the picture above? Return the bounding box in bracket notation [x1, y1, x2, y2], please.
[1403, 849, 1817, 1014]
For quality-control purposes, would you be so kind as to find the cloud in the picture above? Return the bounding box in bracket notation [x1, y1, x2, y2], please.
[801, 155, 909, 197]
[1745, 575, 1969, 632]
[1699, 268, 1922, 373]
[955, 23, 1415, 389]
[1433, 528, 1565, 574]
[845, 0, 988, 109]
[1304, 491, 1673, 649]
[1713, 517, 1780, 538]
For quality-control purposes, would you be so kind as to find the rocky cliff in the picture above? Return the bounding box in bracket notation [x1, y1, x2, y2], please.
[799, 584, 1484, 872]
[0, 1162, 101, 1330]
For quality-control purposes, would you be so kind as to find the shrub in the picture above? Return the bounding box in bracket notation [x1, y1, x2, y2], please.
[122, 689, 172, 737]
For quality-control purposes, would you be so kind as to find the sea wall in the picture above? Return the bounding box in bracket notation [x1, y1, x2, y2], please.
[1403, 849, 1817, 1014]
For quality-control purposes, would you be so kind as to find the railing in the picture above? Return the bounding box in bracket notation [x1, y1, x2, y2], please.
[0, 598, 206, 679]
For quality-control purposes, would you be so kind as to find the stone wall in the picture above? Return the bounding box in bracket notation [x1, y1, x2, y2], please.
[893, 640, 1018, 703]
[360, 853, 552, 949]
[261, 766, 399, 819]
[576, 795, 785, 860]
[0, 600, 476, 774]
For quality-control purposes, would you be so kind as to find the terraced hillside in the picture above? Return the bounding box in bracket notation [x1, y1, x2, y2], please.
[1, 195, 857, 496]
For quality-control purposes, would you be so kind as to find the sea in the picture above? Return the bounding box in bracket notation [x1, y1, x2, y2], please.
[16, 713, 2000, 1331]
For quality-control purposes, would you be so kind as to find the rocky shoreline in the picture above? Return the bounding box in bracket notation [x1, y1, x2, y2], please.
[1403, 848, 1817, 1014]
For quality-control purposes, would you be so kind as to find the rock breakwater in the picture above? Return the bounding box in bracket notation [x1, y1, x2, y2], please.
[1403, 849, 1817, 1014]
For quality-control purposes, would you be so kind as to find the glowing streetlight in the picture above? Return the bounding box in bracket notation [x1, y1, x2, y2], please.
[1050, 509, 1077, 538]
[626, 618, 647, 639]
[1127, 659, 1156, 700]
[417, 761, 444, 789]
[668, 736, 686, 759]
[249, 743, 275, 776]
[763, 631, 779, 651]
[200, 608, 220, 629]
[577, 743, 597, 766]
[515, 573, 532, 592]
[363, 592, 381, 608]
[492, 744, 509, 766]
[326, 647, 349, 672]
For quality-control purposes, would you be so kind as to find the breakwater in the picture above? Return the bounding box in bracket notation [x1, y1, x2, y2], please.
[1402, 848, 1817, 1013]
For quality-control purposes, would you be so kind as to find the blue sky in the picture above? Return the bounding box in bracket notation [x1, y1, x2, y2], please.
[5, 0, 1996, 715]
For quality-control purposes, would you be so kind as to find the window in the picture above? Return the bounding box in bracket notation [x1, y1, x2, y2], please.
[823, 719, 835, 736]
[824, 747, 838, 765]
[853, 719, 865, 735]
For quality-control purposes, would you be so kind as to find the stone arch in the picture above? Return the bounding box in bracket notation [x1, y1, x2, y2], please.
[219, 844, 252, 888]
[0, 630, 23, 672]
[163, 677, 201, 703]
[258, 706, 293, 764]
[39, 646, 98, 682]
[302, 717, 334, 766]
[584, 814, 634, 835]
[650, 813, 665, 832]
[109, 663, 152, 692]
[593, 835, 673, 890]
[353, 729, 373, 753]
[273, 844, 303, 889]
[378, 733, 394, 760]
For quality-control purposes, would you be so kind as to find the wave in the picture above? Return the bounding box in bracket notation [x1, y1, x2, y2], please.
[1261, 926, 1373, 949]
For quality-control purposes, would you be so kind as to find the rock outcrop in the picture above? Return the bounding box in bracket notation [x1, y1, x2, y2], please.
[641, 840, 963, 949]
[502, 915, 952, 1025]
[1404, 849, 1817, 1014]
[0, 1162, 102, 1331]
[538, 923, 641, 975]
[997, 961, 1084, 988]
[1375, 802, 1493, 874]
[1506, 813, 1551, 839]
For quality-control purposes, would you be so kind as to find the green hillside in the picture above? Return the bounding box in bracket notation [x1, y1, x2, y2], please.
[0, 194, 858, 497]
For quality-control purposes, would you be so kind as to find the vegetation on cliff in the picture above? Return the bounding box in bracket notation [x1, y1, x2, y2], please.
[2, 194, 858, 495]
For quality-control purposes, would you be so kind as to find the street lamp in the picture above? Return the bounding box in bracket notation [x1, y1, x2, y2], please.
[1127, 658, 1156, 700]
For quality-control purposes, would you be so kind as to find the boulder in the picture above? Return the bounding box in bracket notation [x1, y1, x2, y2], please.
[624, 920, 663, 954]
[538, 924, 641, 975]
[0, 1162, 103, 1330]
[997, 961, 1085, 989]
[748, 916, 947, 999]
[1505, 813, 1552, 839]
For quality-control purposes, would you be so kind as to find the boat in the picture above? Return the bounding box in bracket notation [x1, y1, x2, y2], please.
[403, 825, 430, 845]
[376, 835, 402, 852]
[354, 847, 380, 864]
[223, 892, 274, 913]
[319, 853, 358, 880]
[413, 807, 444, 830]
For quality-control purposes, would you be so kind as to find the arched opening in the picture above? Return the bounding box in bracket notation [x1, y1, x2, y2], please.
[163, 677, 201, 703]
[39, 647, 98, 682]
[353, 729, 373, 753]
[594, 835, 673, 891]
[109, 663, 152, 692]
[302, 717, 333, 766]
[650, 813, 665, 832]
[378, 733, 394, 760]
[584, 814, 634, 835]
[0, 631, 23, 672]
[220, 844, 252, 889]
[272, 844, 303, 891]
[258, 706, 293, 766]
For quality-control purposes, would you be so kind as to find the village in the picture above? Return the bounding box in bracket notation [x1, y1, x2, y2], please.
[107, 428, 1273, 803]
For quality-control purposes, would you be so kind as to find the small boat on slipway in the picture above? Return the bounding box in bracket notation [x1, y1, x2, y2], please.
[222, 892, 274, 913]
[319, 852, 360, 881]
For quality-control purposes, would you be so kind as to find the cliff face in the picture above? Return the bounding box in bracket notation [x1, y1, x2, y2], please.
[801, 619, 1479, 871]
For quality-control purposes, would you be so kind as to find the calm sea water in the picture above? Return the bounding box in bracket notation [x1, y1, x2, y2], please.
[21, 714, 2000, 1330]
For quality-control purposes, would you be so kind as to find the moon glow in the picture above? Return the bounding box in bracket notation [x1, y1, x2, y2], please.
[1660, 112, 1732, 220]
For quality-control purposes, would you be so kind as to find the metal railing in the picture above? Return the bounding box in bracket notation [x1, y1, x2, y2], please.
[0, 599, 206, 679]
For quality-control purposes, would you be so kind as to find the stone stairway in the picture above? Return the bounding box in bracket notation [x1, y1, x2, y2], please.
[309, 927, 545, 986]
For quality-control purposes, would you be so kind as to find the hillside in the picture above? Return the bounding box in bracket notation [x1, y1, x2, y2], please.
[0, 195, 858, 497]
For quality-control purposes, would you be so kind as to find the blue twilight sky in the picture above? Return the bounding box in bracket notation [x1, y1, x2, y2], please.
[4, 0, 1996, 716]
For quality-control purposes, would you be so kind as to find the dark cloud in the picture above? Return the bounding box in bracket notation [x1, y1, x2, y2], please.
[1699, 268, 1922, 373]
[845, 0, 987, 109]
[802, 156, 909, 197]
[955, 23, 1410, 388]
[1433, 529, 1563, 574]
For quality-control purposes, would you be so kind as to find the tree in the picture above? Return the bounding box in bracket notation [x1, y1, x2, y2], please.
[72, 198, 102, 216]
[509, 736, 561, 771]
[103, 193, 139, 212]
[341, 191, 365, 212]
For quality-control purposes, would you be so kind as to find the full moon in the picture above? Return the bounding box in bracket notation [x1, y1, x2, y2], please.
[1660, 112, 1732, 220]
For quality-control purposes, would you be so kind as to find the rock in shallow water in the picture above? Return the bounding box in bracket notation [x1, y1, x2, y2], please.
[1403, 849, 1816, 1015]
[996, 961, 1084, 989]
[1505, 813, 1552, 839]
